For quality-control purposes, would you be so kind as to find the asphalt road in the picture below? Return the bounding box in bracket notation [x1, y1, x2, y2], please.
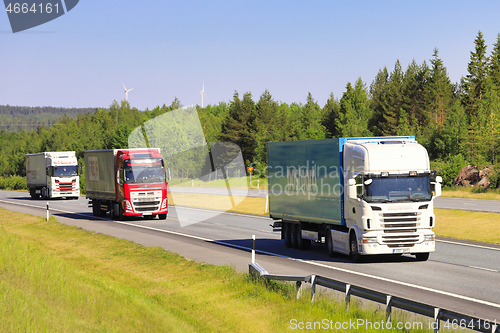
[0, 190, 499, 324]
[169, 186, 500, 213]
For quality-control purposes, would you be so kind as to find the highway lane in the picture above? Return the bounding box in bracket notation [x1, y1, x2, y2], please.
[169, 186, 500, 213]
[0, 190, 499, 323]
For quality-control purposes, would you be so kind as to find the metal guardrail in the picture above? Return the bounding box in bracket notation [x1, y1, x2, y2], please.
[248, 248, 499, 333]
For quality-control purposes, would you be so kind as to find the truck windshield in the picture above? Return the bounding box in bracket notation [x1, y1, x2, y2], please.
[53, 165, 78, 177]
[124, 166, 166, 184]
[364, 176, 432, 203]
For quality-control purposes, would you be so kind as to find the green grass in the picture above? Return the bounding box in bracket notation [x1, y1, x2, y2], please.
[434, 208, 500, 244]
[169, 176, 268, 189]
[442, 185, 500, 200]
[0, 209, 434, 332]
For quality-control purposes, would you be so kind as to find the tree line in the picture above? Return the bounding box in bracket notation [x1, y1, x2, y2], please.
[0, 105, 97, 132]
[1, 31, 500, 188]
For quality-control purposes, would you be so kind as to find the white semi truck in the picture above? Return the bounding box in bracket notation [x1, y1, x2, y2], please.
[26, 151, 80, 199]
[267, 136, 442, 262]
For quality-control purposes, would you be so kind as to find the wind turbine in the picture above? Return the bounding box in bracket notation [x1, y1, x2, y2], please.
[122, 83, 134, 102]
[199, 82, 207, 108]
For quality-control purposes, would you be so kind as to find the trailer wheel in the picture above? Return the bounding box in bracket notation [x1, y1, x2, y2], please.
[296, 224, 311, 251]
[283, 222, 292, 248]
[350, 233, 362, 263]
[415, 253, 429, 261]
[325, 226, 335, 257]
[92, 200, 98, 216]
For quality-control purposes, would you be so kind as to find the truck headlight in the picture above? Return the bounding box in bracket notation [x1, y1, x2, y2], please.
[161, 198, 168, 209]
[125, 200, 133, 211]
[424, 235, 435, 241]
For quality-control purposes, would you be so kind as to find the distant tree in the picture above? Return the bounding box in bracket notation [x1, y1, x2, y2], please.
[489, 33, 500, 92]
[369, 66, 390, 135]
[219, 92, 256, 164]
[299, 93, 326, 140]
[337, 78, 372, 137]
[321, 93, 341, 138]
[463, 31, 489, 119]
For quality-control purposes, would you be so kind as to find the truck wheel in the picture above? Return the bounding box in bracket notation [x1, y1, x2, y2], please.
[415, 253, 429, 261]
[116, 203, 124, 220]
[296, 224, 311, 250]
[283, 223, 292, 248]
[325, 226, 335, 257]
[92, 200, 98, 216]
[291, 224, 299, 249]
[158, 214, 167, 220]
[350, 233, 362, 263]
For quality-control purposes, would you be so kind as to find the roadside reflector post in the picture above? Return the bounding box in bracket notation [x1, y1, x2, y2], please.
[252, 235, 256, 264]
[46, 202, 49, 221]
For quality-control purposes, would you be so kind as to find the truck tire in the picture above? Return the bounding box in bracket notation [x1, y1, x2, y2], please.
[158, 214, 167, 220]
[92, 200, 98, 216]
[350, 233, 362, 263]
[325, 226, 335, 257]
[283, 222, 292, 248]
[296, 224, 311, 251]
[116, 203, 124, 220]
[291, 224, 299, 249]
[415, 253, 429, 261]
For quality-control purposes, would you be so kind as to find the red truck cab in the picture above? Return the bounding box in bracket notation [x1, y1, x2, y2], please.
[115, 149, 168, 219]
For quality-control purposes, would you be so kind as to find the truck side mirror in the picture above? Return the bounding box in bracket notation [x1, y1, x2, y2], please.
[166, 168, 171, 182]
[348, 178, 357, 199]
[116, 169, 122, 185]
[433, 176, 442, 197]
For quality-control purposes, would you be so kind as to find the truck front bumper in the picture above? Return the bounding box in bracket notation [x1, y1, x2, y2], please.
[359, 240, 435, 255]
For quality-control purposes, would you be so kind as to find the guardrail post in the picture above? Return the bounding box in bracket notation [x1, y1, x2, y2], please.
[251, 235, 255, 264]
[433, 308, 441, 333]
[296, 281, 302, 300]
[310, 275, 316, 302]
[386, 295, 392, 322]
[46, 202, 49, 221]
[345, 284, 351, 312]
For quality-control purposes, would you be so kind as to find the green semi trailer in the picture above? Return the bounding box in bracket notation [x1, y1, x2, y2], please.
[267, 137, 442, 262]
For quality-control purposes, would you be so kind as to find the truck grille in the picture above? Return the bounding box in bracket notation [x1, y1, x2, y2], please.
[131, 191, 162, 213]
[55, 180, 76, 193]
[378, 211, 421, 246]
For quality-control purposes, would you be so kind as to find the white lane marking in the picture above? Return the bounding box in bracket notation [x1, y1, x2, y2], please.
[2, 198, 500, 309]
[469, 266, 499, 273]
[437, 239, 500, 251]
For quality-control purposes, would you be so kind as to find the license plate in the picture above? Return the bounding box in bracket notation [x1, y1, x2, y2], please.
[142, 212, 152, 216]
[393, 248, 411, 254]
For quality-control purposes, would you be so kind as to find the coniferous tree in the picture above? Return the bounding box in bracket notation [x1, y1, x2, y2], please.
[489, 33, 500, 92]
[219, 91, 256, 164]
[321, 93, 341, 138]
[427, 49, 454, 128]
[369, 66, 390, 135]
[463, 31, 489, 119]
[337, 78, 372, 137]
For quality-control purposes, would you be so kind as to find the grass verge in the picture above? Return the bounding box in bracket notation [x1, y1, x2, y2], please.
[0, 208, 434, 332]
[442, 186, 500, 200]
[434, 208, 500, 244]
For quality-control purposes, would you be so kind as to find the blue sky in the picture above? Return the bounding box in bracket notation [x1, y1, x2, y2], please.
[1, 1, 500, 110]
